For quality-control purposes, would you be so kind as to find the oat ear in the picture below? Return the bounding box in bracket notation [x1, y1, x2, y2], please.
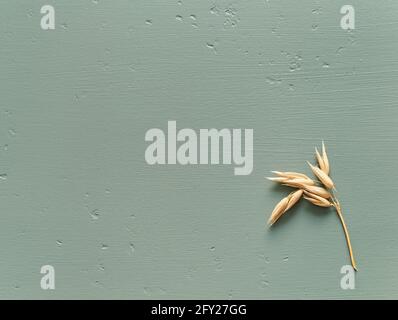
[268, 144, 357, 271]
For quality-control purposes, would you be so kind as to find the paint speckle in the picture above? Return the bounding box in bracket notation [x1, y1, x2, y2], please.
[90, 209, 100, 220]
[129, 243, 135, 254]
[210, 6, 220, 15]
[336, 47, 345, 55]
[206, 41, 218, 54]
[214, 257, 223, 271]
[312, 7, 322, 15]
[266, 77, 282, 85]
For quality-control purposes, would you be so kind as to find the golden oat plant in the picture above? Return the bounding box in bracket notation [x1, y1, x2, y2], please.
[266, 142, 357, 271]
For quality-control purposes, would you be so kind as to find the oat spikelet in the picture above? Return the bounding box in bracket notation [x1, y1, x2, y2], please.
[266, 177, 288, 183]
[271, 171, 310, 180]
[268, 190, 303, 226]
[303, 193, 332, 207]
[304, 185, 331, 199]
[268, 196, 289, 226]
[282, 178, 315, 188]
[322, 141, 330, 175]
[285, 189, 303, 211]
[307, 161, 334, 189]
[267, 173, 315, 188]
[315, 148, 326, 172]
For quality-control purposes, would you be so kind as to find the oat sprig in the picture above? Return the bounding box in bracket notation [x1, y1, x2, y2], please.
[266, 141, 357, 271]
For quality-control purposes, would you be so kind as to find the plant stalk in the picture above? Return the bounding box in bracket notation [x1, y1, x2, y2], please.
[333, 199, 357, 271]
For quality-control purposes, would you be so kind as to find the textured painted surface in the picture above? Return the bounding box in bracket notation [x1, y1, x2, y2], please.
[1, 0, 398, 299]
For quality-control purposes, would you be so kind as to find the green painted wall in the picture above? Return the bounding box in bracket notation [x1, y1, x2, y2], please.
[0, 0, 397, 299]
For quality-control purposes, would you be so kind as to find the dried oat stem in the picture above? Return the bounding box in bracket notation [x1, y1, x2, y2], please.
[267, 142, 358, 270]
[331, 195, 357, 271]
